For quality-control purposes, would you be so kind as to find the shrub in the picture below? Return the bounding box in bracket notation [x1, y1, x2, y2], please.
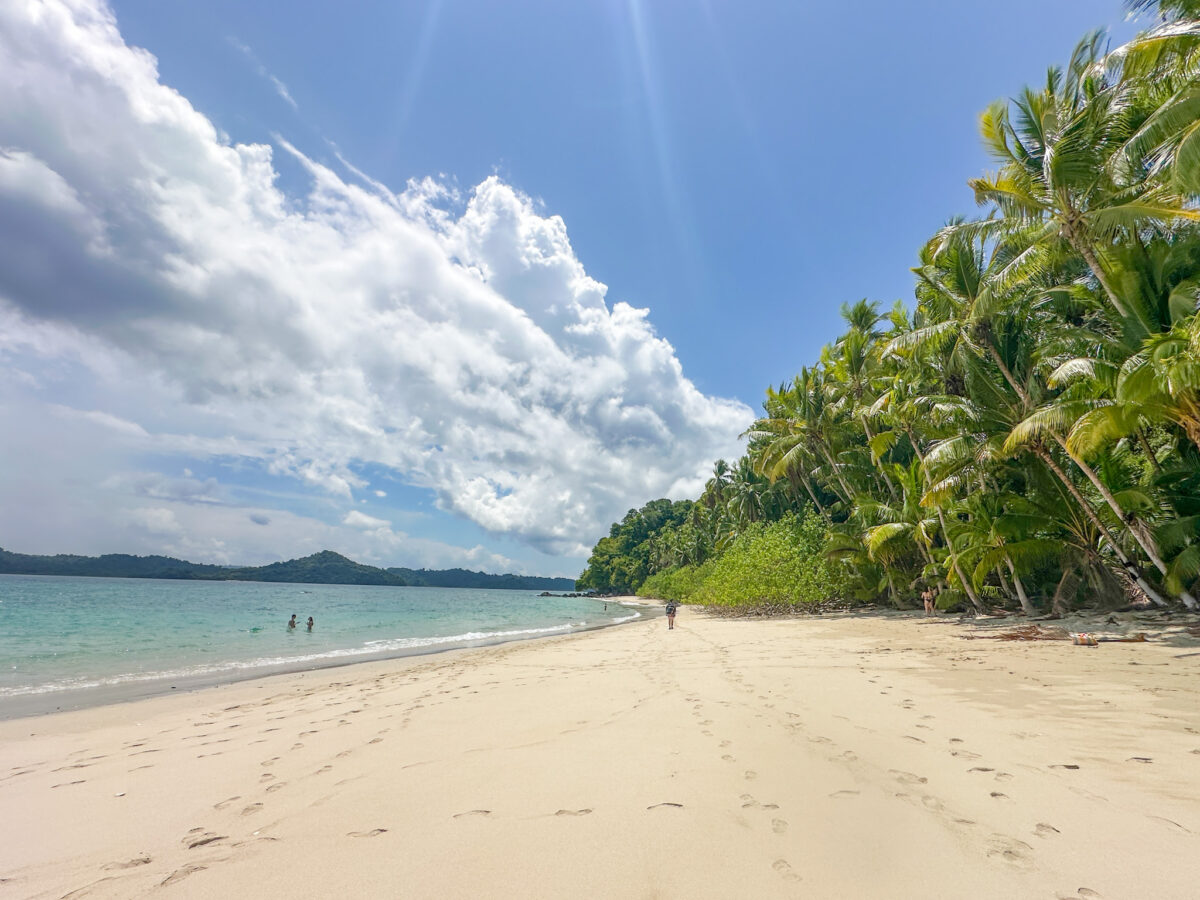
[637, 560, 715, 602]
[690, 512, 852, 610]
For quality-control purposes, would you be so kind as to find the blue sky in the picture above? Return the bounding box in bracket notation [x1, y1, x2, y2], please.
[0, 0, 1141, 577]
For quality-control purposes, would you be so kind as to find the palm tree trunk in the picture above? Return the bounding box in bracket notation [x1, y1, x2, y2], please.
[816, 439, 855, 504]
[793, 471, 830, 524]
[861, 420, 900, 501]
[1034, 445, 1168, 606]
[1005, 556, 1036, 615]
[983, 324, 1193, 607]
[1057, 441, 1197, 608]
[1063, 225, 1132, 320]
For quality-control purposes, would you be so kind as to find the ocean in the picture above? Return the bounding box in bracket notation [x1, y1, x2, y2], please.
[0, 574, 645, 717]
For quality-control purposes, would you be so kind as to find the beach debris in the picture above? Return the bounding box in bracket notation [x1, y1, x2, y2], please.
[962, 624, 1070, 641]
[1072, 632, 1098, 647]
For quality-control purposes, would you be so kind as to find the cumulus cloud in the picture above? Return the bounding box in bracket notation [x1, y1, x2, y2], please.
[0, 0, 751, 562]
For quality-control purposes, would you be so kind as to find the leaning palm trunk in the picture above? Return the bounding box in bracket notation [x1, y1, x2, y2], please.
[1034, 445, 1168, 606]
[936, 506, 986, 614]
[1061, 443, 1198, 609]
[986, 339, 1196, 609]
[1006, 557, 1036, 616]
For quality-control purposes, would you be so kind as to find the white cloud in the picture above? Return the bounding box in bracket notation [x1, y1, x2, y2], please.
[0, 0, 751, 564]
[343, 510, 391, 530]
[228, 36, 298, 110]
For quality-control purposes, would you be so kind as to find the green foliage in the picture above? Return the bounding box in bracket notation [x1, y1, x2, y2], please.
[687, 513, 853, 610]
[636, 560, 716, 602]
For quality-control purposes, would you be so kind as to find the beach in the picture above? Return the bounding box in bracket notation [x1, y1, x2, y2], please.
[2, 608, 1198, 899]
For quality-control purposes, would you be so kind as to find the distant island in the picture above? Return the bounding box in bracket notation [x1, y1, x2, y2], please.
[0, 547, 577, 591]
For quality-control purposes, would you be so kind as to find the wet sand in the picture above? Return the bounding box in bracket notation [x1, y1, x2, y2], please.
[2, 608, 1197, 899]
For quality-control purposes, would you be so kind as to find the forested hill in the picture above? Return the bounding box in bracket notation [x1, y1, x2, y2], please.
[0, 547, 575, 591]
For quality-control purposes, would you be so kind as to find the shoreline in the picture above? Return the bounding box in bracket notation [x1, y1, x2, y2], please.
[0, 596, 653, 722]
[4, 608, 1198, 898]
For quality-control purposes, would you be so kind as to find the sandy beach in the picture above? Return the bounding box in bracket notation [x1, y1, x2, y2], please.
[2, 608, 1198, 899]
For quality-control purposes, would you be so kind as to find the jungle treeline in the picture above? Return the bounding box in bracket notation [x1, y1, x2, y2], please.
[577, 2, 1200, 615]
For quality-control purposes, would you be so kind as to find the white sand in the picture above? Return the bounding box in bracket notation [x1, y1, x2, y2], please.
[2, 609, 1198, 899]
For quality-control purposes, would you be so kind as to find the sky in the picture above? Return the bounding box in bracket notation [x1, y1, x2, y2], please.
[0, 0, 1143, 578]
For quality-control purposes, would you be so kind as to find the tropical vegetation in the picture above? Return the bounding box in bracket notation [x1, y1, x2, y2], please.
[578, 1, 1200, 615]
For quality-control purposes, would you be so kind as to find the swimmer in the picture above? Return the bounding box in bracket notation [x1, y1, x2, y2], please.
[306, 616, 314, 632]
[287, 614, 297, 630]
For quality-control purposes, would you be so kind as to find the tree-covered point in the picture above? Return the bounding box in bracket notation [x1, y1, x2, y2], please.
[575, 499, 694, 593]
[581, 2, 1200, 615]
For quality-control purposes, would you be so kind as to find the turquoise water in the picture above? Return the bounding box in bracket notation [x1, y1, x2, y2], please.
[0, 575, 642, 713]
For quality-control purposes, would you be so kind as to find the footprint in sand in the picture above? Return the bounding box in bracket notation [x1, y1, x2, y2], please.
[554, 809, 593, 817]
[103, 856, 151, 870]
[453, 809, 492, 818]
[829, 790, 859, 800]
[903, 735, 925, 743]
[265, 782, 286, 793]
[1049, 764, 1080, 770]
[721, 754, 735, 762]
[348, 828, 388, 837]
[213, 796, 241, 810]
[968, 767, 994, 774]
[260, 757, 279, 768]
[1034, 823, 1060, 838]
[986, 836, 1033, 867]
[647, 802, 683, 810]
[990, 792, 1009, 800]
[241, 803, 263, 816]
[368, 737, 383, 744]
[890, 770, 927, 786]
[772, 859, 802, 882]
[161, 865, 206, 886]
[744, 771, 758, 781]
[315, 765, 333, 774]
[950, 749, 981, 760]
[921, 796, 944, 811]
[182, 832, 226, 849]
[771, 818, 788, 834]
[1146, 815, 1190, 833]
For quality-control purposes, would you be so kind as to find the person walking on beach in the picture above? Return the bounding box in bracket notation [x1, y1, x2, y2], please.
[287, 614, 297, 630]
[306, 616, 314, 632]
[665, 601, 677, 630]
[920, 588, 935, 617]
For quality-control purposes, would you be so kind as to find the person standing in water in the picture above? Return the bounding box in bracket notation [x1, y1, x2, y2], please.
[306, 616, 314, 632]
[287, 614, 297, 630]
[665, 601, 677, 630]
